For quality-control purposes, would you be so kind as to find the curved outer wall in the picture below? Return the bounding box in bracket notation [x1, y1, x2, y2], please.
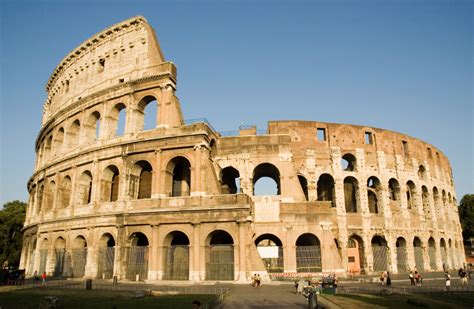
[20, 16, 464, 282]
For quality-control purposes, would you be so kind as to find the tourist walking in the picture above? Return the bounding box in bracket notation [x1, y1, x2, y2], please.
[386, 272, 391, 286]
[409, 271, 415, 286]
[41, 271, 47, 286]
[445, 271, 451, 291]
[460, 268, 468, 287]
[33, 270, 39, 285]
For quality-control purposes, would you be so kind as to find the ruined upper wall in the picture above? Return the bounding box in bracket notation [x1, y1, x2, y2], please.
[42, 16, 170, 125]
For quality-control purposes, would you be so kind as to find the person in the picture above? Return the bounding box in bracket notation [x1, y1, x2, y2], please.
[380, 272, 385, 286]
[414, 271, 419, 287]
[445, 271, 451, 291]
[460, 268, 468, 287]
[255, 274, 261, 287]
[33, 270, 39, 285]
[416, 272, 422, 287]
[251, 273, 257, 287]
[333, 274, 338, 294]
[41, 271, 47, 286]
[409, 271, 415, 286]
[386, 272, 391, 287]
[296, 278, 305, 295]
[192, 300, 201, 309]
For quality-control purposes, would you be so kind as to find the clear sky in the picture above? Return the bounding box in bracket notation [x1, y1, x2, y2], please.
[1, 0, 472, 206]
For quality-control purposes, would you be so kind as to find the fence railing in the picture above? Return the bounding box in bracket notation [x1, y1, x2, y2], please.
[338, 285, 473, 294]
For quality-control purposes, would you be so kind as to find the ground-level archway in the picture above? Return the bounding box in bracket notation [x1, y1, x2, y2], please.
[205, 230, 234, 281]
[163, 231, 190, 280]
[126, 232, 149, 281]
[296, 233, 322, 273]
[72, 236, 87, 278]
[97, 233, 115, 279]
[371, 236, 388, 272]
[255, 234, 284, 273]
[428, 237, 437, 270]
[396, 237, 408, 273]
[347, 235, 364, 274]
[413, 237, 424, 271]
[53, 237, 69, 277]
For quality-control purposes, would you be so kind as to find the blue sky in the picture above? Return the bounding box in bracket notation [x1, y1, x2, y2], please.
[1, 0, 472, 205]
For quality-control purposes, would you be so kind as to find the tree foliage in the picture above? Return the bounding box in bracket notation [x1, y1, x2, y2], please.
[459, 194, 474, 240]
[0, 200, 26, 267]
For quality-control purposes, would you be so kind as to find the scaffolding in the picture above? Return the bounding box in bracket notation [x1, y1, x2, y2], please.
[296, 246, 322, 273]
[163, 245, 189, 280]
[72, 248, 87, 278]
[97, 247, 115, 279]
[126, 246, 148, 281]
[205, 245, 234, 280]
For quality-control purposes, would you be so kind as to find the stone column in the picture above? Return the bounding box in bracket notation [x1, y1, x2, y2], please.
[284, 230, 297, 273]
[406, 243, 416, 271]
[363, 234, 374, 273]
[152, 150, 163, 198]
[113, 225, 125, 280]
[192, 145, 202, 196]
[148, 225, 160, 280]
[191, 223, 202, 281]
[237, 221, 247, 282]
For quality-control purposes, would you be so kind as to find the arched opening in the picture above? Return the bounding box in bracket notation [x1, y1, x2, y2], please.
[205, 230, 234, 280]
[108, 103, 127, 137]
[406, 181, 416, 209]
[44, 136, 53, 160]
[367, 176, 381, 214]
[220, 166, 240, 194]
[166, 157, 191, 197]
[101, 165, 120, 202]
[72, 236, 87, 278]
[317, 174, 335, 207]
[77, 171, 93, 205]
[448, 239, 455, 269]
[67, 119, 81, 148]
[388, 178, 401, 204]
[27, 238, 37, 275]
[138, 95, 158, 130]
[344, 176, 359, 213]
[396, 237, 408, 272]
[126, 232, 149, 281]
[37, 183, 44, 214]
[163, 231, 190, 280]
[85, 111, 101, 142]
[421, 186, 430, 219]
[59, 176, 72, 209]
[413, 237, 424, 271]
[253, 163, 281, 196]
[97, 233, 115, 279]
[428, 237, 437, 270]
[255, 234, 284, 273]
[440, 238, 448, 270]
[209, 139, 217, 159]
[371, 236, 388, 272]
[341, 153, 357, 171]
[347, 235, 364, 274]
[53, 237, 68, 277]
[53, 127, 65, 155]
[418, 165, 427, 180]
[39, 238, 49, 274]
[298, 175, 309, 201]
[44, 180, 56, 212]
[433, 187, 440, 215]
[130, 161, 153, 199]
[442, 190, 447, 210]
[296, 233, 322, 273]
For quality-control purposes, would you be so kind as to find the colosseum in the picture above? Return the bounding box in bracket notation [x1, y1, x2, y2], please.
[20, 16, 465, 282]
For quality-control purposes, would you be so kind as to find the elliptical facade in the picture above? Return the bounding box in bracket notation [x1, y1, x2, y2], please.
[20, 16, 464, 282]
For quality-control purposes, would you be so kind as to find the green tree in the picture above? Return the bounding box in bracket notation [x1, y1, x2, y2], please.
[459, 194, 474, 239]
[0, 200, 26, 267]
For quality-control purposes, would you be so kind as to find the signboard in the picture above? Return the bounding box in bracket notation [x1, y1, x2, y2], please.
[257, 246, 279, 258]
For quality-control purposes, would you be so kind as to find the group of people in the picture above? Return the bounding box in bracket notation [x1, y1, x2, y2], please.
[379, 271, 392, 286]
[408, 270, 423, 287]
[251, 273, 262, 287]
[445, 267, 470, 290]
[33, 270, 48, 286]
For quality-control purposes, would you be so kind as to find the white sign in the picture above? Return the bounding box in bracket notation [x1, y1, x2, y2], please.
[258, 246, 279, 258]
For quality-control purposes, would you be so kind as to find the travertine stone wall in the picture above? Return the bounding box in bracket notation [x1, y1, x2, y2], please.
[20, 16, 464, 282]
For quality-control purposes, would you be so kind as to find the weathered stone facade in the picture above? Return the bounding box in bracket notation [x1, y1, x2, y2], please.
[20, 16, 464, 282]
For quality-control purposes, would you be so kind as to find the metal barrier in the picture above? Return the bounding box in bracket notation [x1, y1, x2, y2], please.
[126, 246, 149, 281]
[163, 246, 189, 280]
[296, 246, 322, 273]
[337, 285, 474, 295]
[205, 245, 234, 281]
[72, 248, 87, 278]
[97, 247, 114, 279]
